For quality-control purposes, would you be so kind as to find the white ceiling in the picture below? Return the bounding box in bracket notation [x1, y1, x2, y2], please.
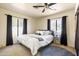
[0, 3, 76, 18]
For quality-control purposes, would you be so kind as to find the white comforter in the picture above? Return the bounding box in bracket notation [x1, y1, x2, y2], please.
[17, 34, 53, 55]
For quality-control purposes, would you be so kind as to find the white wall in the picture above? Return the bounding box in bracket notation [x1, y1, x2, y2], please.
[27, 19, 38, 34]
[36, 9, 76, 48]
[0, 8, 37, 47]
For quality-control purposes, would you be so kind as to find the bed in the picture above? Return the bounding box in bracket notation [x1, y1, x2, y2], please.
[17, 30, 54, 55]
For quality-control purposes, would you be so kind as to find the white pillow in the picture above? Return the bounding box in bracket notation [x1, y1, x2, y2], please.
[43, 31, 52, 35]
[35, 30, 52, 35]
[35, 31, 45, 35]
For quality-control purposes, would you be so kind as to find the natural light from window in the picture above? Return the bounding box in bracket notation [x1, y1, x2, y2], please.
[50, 18, 62, 38]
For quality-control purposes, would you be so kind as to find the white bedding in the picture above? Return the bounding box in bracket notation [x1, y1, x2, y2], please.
[17, 34, 53, 55]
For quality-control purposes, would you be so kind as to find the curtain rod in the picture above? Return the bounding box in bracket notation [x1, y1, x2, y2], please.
[5, 14, 26, 19]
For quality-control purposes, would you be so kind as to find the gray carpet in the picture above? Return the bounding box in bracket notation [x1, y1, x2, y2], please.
[40, 46, 75, 56]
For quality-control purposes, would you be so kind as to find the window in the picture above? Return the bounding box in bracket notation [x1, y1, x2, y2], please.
[12, 17, 17, 40]
[50, 19, 56, 32]
[18, 18, 23, 36]
[57, 18, 62, 37]
[12, 17, 23, 43]
[50, 18, 62, 38]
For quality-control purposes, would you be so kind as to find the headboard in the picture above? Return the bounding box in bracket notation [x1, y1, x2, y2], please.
[35, 29, 54, 36]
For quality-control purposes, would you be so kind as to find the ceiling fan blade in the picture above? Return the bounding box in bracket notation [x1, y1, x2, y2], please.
[48, 8, 56, 10]
[42, 8, 45, 13]
[48, 3, 56, 6]
[44, 3, 48, 6]
[33, 6, 44, 8]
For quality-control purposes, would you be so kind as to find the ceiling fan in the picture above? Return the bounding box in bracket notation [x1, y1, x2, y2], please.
[33, 3, 56, 13]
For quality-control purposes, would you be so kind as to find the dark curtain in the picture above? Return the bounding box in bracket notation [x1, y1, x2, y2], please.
[60, 16, 67, 46]
[6, 15, 13, 46]
[75, 8, 79, 56]
[23, 18, 27, 34]
[47, 19, 50, 30]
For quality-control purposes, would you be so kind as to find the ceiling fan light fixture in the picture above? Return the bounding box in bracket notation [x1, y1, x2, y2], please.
[33, 3, 56, 13]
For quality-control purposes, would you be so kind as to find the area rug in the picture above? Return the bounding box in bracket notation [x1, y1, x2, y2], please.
[40, 46, 75, 56]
